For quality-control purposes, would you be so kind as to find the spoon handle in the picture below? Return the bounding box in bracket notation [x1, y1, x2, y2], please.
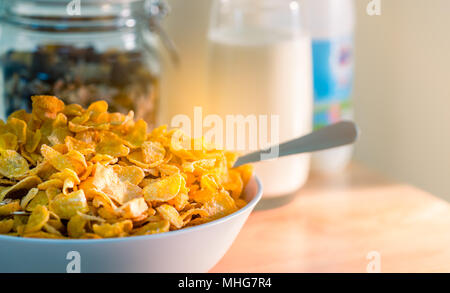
[233, 121, 359, 168]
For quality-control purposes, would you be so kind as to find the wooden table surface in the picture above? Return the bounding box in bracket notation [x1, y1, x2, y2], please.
[211, 163, 450, 273]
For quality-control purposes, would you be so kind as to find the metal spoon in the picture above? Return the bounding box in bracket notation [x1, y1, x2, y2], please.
[10, 211, 30, 216]
[233, 121, 359, 168]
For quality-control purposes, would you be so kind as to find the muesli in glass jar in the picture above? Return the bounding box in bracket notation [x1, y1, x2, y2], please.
[0, 0, 172, 126]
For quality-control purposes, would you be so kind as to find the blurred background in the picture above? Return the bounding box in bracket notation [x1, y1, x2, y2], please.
[1, 0, 449, 200]
[353, 0, 450, 200]
[161, 0, 450, 200]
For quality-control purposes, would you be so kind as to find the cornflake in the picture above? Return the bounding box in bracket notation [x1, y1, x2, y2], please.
[0, 96, 253, 239]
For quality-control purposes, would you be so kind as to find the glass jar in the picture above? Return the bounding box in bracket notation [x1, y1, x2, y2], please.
[0, 0, 167, 126]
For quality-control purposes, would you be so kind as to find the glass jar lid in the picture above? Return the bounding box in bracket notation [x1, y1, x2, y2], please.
[1, 0, 178, 62]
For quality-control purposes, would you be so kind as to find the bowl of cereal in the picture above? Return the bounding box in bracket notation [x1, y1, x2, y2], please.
[0, 96, 262, 273]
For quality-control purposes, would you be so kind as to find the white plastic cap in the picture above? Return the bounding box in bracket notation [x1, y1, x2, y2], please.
[304, 0, 355, 39]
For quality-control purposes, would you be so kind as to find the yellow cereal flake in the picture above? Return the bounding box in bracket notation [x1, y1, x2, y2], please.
[112, 165, 145, 186]
[132, 220, 169, 236]
[20, 188, 39, 209]
[156, 204, 184, 229]
[96, 132, 130, 157]
[32, 95, 65, 120]
[24, 205, 50, 234]
[0, 96, 252, 239]
[76, 211, 105, 223]
[38, 179, 64, 190]
[49, 190, 89, 219]
[45, 188, 60, 201]
[25, 129, 41, 153]
[0, 176, 42, 201]
[9, 109, 31, 122]
[116, 198, 148, 219]
[143, 173, 184, 203]
[63, 104, 84, 117]
[125, 119, 148, 148]
[82, 164, 143, 205]
[92, 220, 133, 238]
[127, 141, 165, 168]
[202, 190, 238, 220]
[48, 126, 71, 146]
[43, 223, 63, 236]
[65, 136, 95, 155]
[0, 133, 18, 151]
[46, 218, 65, 233]
[222, 170, 244, 200]
[67, 214, 87, 238]
[6, 118, 27, 144]
[40, 145, 87, 175]
[0, 219, 14, 234]
[0, 150, 29, 179]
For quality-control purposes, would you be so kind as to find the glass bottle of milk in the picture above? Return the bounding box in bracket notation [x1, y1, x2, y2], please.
[207, 0, 313, 198]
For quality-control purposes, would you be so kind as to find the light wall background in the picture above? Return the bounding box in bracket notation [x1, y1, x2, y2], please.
[353, 0, 450, 200]
[163, 0, 450, 200]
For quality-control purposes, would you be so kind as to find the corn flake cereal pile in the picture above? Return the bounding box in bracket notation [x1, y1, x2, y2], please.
[0, 96, 253, 239]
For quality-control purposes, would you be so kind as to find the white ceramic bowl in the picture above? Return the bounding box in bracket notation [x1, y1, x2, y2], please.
[0, 176, 262, 273]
